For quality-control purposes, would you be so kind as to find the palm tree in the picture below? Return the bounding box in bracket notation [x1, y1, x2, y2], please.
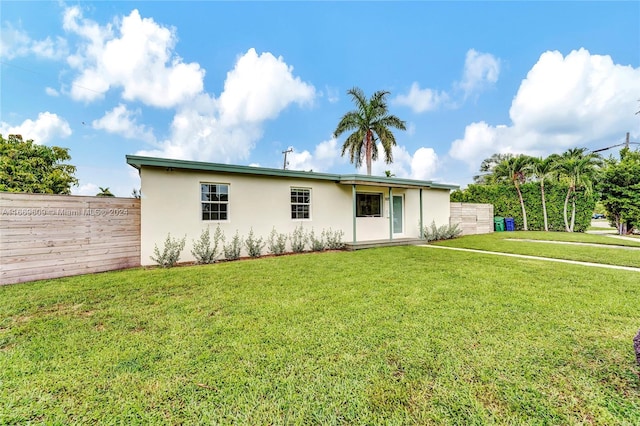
[494, 155, 532, 231]
[555, 148, 602, 232]
[474, 153, 514, 184]
[96, 187, 115, 197]
[333, 87, 406, 175]
[527, 156, 557, 231]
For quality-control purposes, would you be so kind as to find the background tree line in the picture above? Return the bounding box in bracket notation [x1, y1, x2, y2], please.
[452, 146, 639, 234]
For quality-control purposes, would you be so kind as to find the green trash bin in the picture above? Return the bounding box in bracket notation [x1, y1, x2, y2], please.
[494, 216, 505, 232]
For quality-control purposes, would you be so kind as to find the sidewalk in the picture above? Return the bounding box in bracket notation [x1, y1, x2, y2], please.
[421, 245, 640, 272]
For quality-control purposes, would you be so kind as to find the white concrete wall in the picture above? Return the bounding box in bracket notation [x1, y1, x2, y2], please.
[139, 167, 453, 264]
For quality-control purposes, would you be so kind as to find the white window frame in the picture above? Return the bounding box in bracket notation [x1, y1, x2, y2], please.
[201, 183, 229, 221]
[291, 187, 311, 220]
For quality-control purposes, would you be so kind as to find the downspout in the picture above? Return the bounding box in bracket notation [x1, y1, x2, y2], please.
[352, 184, 357, 244]
[389, 187, 393, 240]
[419, 188, 424, 240]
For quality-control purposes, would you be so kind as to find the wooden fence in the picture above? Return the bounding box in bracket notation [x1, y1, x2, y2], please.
[0, 193, 140, 285]
[450, 202, 494, 236]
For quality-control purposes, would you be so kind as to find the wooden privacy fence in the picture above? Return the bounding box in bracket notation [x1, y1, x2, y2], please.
[0, 193, 140, 285]
[450, 202, 494, 235]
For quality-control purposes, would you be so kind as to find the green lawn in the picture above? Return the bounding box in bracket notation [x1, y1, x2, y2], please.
[433, 231, 640, 268]
[1, 247, 639, 424]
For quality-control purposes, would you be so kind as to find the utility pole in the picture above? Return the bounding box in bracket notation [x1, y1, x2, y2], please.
[282, 148, 293, 170]
[626, 132, 630, 149]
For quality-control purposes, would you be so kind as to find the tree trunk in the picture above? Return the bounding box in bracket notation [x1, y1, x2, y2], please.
[365, 130, 373, 175]
[516, 183, 528, 231]
[563, 188, 572, 232]
[570, 198, 576, 232]
[541, 181, 548, 232]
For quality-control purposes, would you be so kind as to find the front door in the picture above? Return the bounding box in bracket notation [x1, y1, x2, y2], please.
[392, 195, 403, 235]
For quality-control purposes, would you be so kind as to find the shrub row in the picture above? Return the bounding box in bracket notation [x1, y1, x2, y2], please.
[151, 224, 345, 268]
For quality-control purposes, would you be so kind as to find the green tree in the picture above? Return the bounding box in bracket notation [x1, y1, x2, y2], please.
[555, 148, 602, 232]
[0, 134, 78, 194]
[598, 148, 640, 234]
[96, 187, 115, 197]
[333, 87, 406, 175]
[474, 153, 514, 184]
[493, 155, 533, 231]
[527, 156, 557, 232]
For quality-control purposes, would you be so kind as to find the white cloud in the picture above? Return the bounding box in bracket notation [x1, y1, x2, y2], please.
[287, 137, 343, 172]
[358, 143, 440, 181]
[0, 112, 72, 143]
[92, 104, 156, 144]
[393, 82, 449, 113]
[449, 48, 640, 170]
[457, 49, 500, 97]
[138, 48, 316, 164]
[45, 87, 60, 96]
[218, 48, 315, 126]
[0, 22, 68, 60]
[63, 7, 204, 107]
[73, 183, 99, 196]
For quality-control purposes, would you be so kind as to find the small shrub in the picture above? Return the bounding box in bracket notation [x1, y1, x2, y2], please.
[244, 228, 265, 258]
[423, 221, 462, 242]
[309, 228, 326, 251]
[150, 233, 186, 268]
[268, 227, 288, 255]
[191, 226, 223, 264]
[290, 224, 308, 253]
[223, 230, 243, 260]
[324, 228, 345, 250]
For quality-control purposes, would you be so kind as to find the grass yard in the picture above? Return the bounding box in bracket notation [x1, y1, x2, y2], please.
[432, 231, 640, 268]
[1, 246, 639, 424]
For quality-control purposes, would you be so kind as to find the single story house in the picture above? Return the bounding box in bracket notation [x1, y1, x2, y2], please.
[126, 155, 458, 265]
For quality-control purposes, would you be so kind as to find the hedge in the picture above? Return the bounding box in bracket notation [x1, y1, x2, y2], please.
[451, 182, 596, 232]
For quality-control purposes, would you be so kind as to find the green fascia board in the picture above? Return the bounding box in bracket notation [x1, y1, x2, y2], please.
[125, 155, 459, 190]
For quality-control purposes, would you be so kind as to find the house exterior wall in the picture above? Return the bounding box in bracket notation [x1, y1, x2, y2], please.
[139, 167, 453, 265]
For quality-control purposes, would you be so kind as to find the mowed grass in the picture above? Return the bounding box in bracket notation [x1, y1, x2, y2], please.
[432, 231, 640, 268]
[1, 247, 640, 424]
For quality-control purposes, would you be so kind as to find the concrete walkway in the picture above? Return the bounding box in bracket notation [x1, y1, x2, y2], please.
[420, 244, 640, 272]
[503, 238, 640, 250]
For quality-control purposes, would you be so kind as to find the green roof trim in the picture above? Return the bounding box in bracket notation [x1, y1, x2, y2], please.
[126, 155, 458, 190]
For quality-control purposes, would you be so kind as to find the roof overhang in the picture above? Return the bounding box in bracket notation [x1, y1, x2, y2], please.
[126, 155, 459, 190]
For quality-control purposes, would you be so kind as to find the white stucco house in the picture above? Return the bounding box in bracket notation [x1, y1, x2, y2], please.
[126, 155, 458, 265]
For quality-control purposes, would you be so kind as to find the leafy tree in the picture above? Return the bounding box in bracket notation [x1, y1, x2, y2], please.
[333, 87, 406, 175]
[474, 153, 514, 184]
[527, 156, 557, 231]
[96, 187, 115, 197]
[0, 134, 78, 194]
[555, 148, 602, 232]
[493, 155, 533, 231]
[598, 148, 640, 234]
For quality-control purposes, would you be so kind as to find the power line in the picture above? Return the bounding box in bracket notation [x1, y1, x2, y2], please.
[0, 59, 104, 95]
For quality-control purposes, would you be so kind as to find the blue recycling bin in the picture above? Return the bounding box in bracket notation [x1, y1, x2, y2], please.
[505, 217, 515, 231]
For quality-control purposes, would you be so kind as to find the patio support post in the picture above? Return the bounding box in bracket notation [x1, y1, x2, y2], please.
[352, 184, 357, 244]
[389, 187, 393, 240]
[419, 188, 424, 240]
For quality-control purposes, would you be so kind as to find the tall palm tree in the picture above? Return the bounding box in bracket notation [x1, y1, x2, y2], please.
[333, 87, 406, 175]
[555, 148, 602, 232]
[494, 155, 532, 231]
[527, 156, 557, 231]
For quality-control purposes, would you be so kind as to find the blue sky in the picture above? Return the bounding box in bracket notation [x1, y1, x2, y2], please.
[1, 1, 639, 196]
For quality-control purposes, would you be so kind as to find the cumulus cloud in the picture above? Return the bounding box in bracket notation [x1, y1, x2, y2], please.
[138, 48, 316, 164]
[92, 104, 156, 144]
[0, 22, 68, 60]
[73, 183, 100, 196]
[63, 7, 204, 107]
[449, 48, 640, 170]
[457, 49, 500, 98]
[394, 49, 500, 113]
[0, 112, 72, 143]
[218, 49, 315, 125]
[393, 82, 449, 113]
[357, 143, 440, 181]
[287, 138, 343, 172]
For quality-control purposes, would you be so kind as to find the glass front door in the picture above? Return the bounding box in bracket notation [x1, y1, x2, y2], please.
[392, 195, 403, 234]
